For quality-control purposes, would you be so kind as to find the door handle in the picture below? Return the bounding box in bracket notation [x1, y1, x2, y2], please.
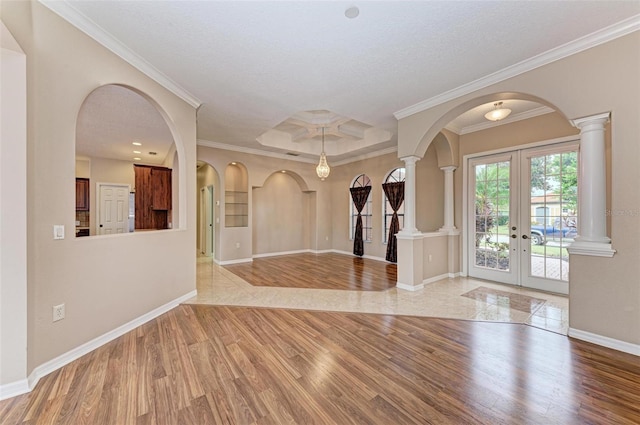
[522, 235, 529, 239]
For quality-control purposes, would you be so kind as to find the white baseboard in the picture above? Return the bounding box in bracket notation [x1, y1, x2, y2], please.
[568, 328, 640, 356]
[0, 290, 196, 401]
[0, 378, 30, 401]
[396, 282, 425, 291]
[218, 258, 253, 265]
[448, 272, 460, 278]
[422, 273, 451, 285]
[253, 249, 311, 258]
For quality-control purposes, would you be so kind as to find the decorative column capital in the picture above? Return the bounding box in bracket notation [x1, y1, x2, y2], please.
[439, 165, 457, 173]
[570, 112, 610, 131]
[400, 155, 421, 166]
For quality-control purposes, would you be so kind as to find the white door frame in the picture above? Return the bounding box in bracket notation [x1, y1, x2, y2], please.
[466, 152, 519, 285]
[519, 142, 579, 294]
[96, 182, 130, 235]
[462, 135, 579, 279]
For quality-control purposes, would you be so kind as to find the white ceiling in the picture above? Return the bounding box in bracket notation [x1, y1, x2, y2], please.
[51, 1, 640, 164]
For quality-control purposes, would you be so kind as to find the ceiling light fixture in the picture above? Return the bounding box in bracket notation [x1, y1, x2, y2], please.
[316, 127, 330, 181]
[484, 101, 512, 122]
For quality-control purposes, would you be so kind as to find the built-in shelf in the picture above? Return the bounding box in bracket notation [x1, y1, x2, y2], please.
[225, 190, 248, 227]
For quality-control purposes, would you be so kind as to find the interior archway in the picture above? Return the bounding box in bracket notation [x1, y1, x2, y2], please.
[75, 84, 182, 235]
[416, 92, 564, 158]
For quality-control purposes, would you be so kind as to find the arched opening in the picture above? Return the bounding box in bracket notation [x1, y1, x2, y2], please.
[420, 93, 579, 297]
[197, 161, 220, 259]
[75, 84, 182, 236]
[252, 170, 315, 255]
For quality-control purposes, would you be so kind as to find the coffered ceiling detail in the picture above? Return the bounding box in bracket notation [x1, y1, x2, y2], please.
[257, 110, 392, 157]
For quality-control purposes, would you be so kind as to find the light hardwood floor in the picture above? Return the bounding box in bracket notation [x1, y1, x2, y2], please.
[2, 305, 639, 424]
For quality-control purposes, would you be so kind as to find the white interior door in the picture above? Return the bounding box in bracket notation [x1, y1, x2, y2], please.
[98, 183, 129, 235]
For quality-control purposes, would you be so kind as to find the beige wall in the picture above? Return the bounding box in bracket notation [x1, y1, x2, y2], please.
[2, 1, 197, 376]
[399, 32, 640, 347]
[197, 145, 333, 262]
[330, 144, 445, 259]
[1, 20, 28, 388]
[253, 173, 309, 255]
[331, 152, 403, 258]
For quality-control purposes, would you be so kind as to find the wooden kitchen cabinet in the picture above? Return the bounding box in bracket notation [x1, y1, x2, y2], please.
[75, 178, 90, 211]
[151, 167, 172, 210]
[134, 165, 172, 230]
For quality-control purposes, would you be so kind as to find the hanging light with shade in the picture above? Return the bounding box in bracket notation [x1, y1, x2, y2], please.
[316, 127, 330, 180]
[484, 101, 512, 121]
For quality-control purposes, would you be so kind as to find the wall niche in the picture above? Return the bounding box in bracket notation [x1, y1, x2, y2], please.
[225, 162, 248, 227]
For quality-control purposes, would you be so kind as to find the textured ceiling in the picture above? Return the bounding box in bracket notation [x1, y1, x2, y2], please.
[52, 1, 640, 163]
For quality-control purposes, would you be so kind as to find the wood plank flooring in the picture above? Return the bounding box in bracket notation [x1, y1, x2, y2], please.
[2, 305, 639, 424]
[224, 252, 397, 291]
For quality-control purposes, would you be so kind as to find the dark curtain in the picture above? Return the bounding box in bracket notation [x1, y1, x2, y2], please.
[382, 181, 405, 263]
[349, 186, 371, 256]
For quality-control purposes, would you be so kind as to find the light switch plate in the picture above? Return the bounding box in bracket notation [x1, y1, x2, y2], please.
[53, 225, 65, 240]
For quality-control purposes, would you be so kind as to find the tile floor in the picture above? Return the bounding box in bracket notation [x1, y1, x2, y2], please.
[187, 256, 569, 335]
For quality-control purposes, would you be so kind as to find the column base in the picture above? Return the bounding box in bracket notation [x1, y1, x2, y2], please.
[567, 240, 616, 257]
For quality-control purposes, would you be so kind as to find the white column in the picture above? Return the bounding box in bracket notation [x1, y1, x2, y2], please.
[398, 156, 420, 235]
[568, 112, 615, 257]
[439, 166, 457, 232]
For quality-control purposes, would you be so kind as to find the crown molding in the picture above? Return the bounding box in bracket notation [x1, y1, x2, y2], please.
[332, 146, 398, 167]
[197, 139, 317, 164]
[197, 139, 398, 167]
[446, 106, 555, 135]
[38, 0, 202, 109]
[395, 14, 640, 120]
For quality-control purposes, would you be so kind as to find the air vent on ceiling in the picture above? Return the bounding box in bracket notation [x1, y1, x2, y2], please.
[286, 152, 300, 156]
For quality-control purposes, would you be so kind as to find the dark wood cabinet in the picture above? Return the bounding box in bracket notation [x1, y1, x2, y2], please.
[134, 165, 172, 230]
[75, 178, 90, 211]
[151, 167, 172, 210]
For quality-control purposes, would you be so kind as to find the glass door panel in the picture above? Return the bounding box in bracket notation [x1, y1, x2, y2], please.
[521, 145, 578, 294]
[468, 154, 518, 285]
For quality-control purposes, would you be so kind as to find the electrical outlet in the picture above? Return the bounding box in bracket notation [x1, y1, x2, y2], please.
[235, 242, 240, 249]
[53, 304, 65, 322]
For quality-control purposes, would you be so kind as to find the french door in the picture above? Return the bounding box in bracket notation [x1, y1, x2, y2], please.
[467, 142, 578, 294]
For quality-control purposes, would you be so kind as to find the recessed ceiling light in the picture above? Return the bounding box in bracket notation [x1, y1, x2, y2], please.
[231, 162, 237, 165]
[345, 6, 359, 19]
[133, 157, 142, 161]
[132, 141, 142, 146]
[281, 170, 286, 173]
[133, 150, 141, 154]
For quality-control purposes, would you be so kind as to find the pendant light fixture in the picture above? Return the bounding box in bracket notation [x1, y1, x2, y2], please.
[484, 101, 512, 122]
[316, 127, 330, 181]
